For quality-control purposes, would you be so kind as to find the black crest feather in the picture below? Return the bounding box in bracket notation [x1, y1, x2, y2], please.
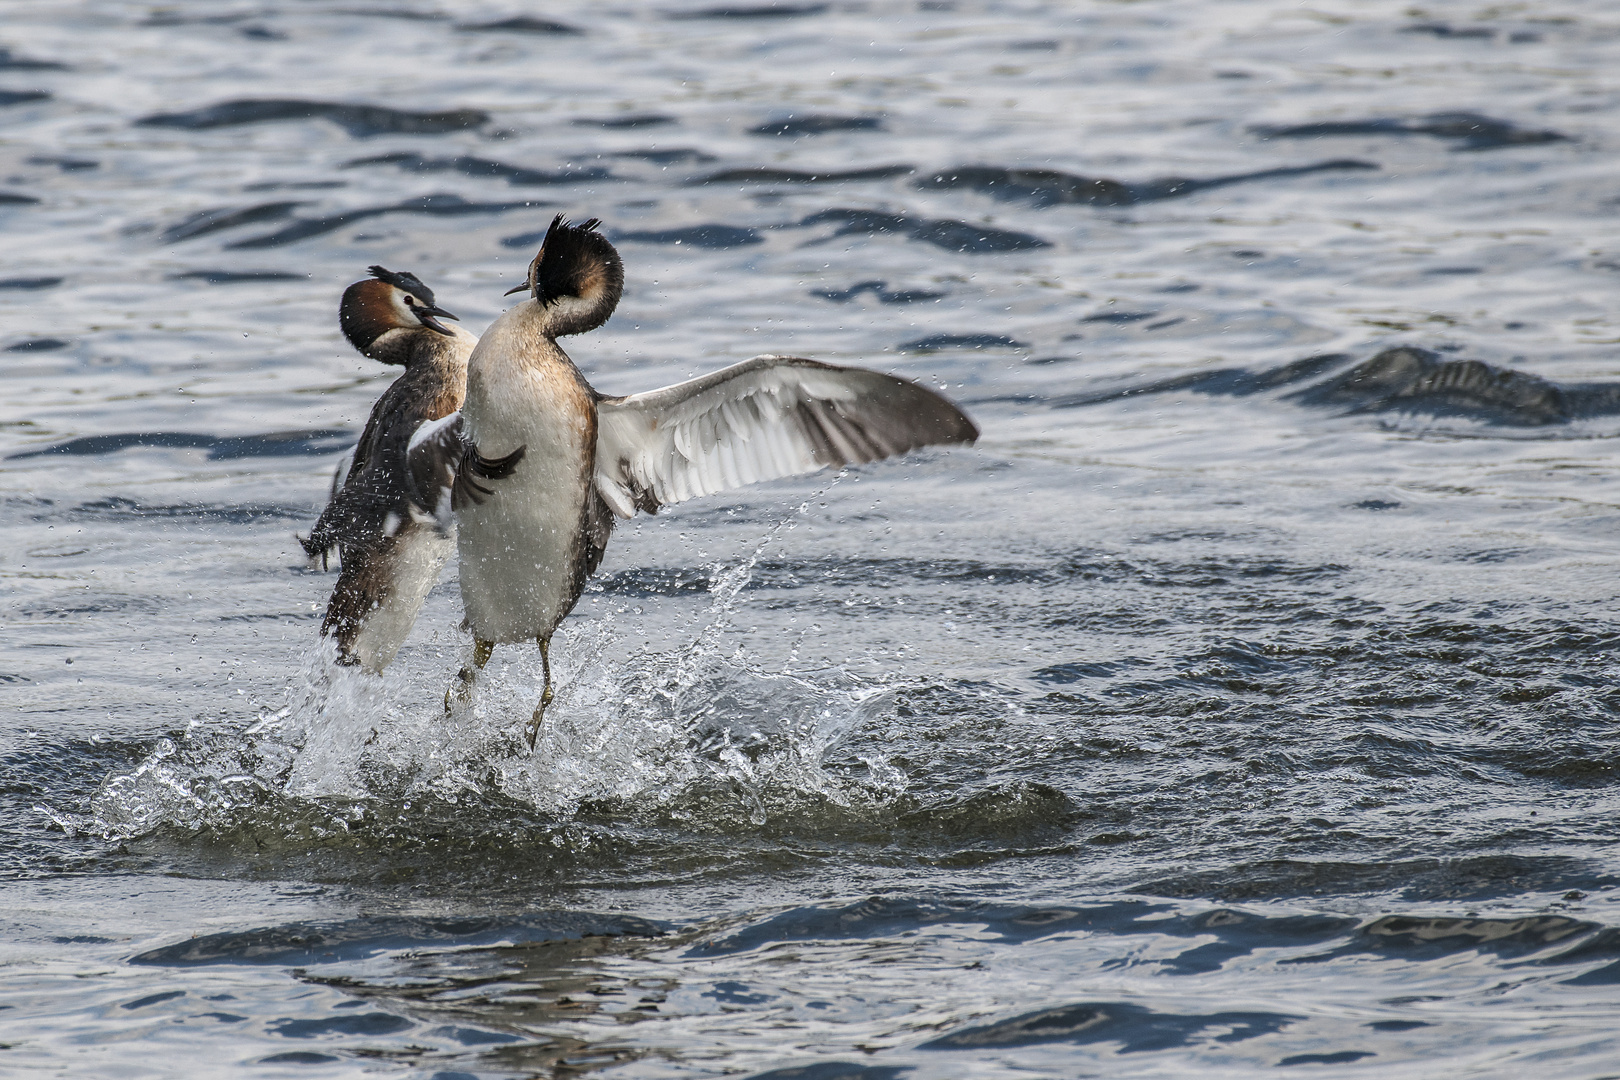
[524, 215, 624, 336]
[368, 265, 436, 305]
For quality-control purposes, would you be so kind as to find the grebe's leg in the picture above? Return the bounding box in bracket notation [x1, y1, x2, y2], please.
[526, 635, 554, 750]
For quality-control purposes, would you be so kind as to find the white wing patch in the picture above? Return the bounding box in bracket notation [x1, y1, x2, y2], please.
[405, 410, 463, 531]
[408, 411, 460, 453]
[404, 409, 528, 526]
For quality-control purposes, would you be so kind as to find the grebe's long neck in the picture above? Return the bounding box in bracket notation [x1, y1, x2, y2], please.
[462, 300, 595, 454]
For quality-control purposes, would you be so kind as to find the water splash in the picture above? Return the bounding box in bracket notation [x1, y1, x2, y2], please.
[79, 501, 910, 840]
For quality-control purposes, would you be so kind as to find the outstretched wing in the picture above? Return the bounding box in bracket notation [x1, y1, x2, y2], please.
[406, 412, 526, 527]
[593, 354, 978, 518]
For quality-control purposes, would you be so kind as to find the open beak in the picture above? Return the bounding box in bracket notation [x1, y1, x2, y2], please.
[417, 302, 459, 336]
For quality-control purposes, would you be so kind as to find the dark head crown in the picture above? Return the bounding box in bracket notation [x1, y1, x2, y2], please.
[521, 215, 624, 337]
[368, 265, 436, 305]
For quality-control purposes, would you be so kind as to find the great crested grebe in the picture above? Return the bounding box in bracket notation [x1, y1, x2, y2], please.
[303, 266, 476, 672]
[411, 216, 978, 745]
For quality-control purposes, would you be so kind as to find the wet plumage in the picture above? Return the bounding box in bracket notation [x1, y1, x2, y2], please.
[411, 216, 978, 743]
[302, 267, 476, 672]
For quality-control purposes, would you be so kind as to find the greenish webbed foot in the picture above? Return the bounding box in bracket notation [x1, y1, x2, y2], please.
[444, 638, 494, 714]
[525, 636, 554, 751]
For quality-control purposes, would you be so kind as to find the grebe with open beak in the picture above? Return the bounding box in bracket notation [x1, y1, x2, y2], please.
[302, 266, 476, 672]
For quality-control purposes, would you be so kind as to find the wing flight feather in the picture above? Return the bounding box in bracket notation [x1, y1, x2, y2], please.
[406, 411, 526, 528]
[593, 354, 977, 518]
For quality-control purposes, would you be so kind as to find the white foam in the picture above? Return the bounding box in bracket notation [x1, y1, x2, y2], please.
[81, 514, 909, 839]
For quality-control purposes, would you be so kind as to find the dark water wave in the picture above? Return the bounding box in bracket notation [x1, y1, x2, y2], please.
[593, 565, 718, 597]
[1284, 347, 1616, 424]
[169, 269, 307, 284]
[743, 1065, 902, 1080]
[518, 212, 1050, 253]
[132, 911, 667, 967]
[96, 892, 1620, 1077]
[1057, 346, 1620, 426]
[1404, 21, 1510, 40]
[572, 113, 675, 128]
[901, 333, 1027, 351]
[813, 280, 946, 304]
[1295, 912, 1598, 962]
[1083, 308, 1160, 323]
[922, 1001, 1300, 1051]
[1139, 856, 1620, 903]
[226, 194, 546, 248]
[29, 154, 98, 171]
[159, 194, 546, 248]
[18, 594, 166, 619]
[690, 896, 1355, 956]
[750, 114, 883, 137]
[672, 4, 831, 18]
[697, 164, 914, 184]
[136, 99, 490, 137]
[123, 891, 1620, 984]
[140, 11, 304, 26]
[9, 429, 352, 461]
[795, 209, 1050, 252]
[343, 151, 612, 186]
[0, 494, 317, 533]
[587, 553, 1070, 601]
[0, 89, 50, 107]
[0, 46, 69, 70]
[609, 147, 715, 164]
[457, 16, 583, 35]
[917, 159, 1377, 208]
[58, 496, 316, 523]
[1252, 111, 1568, 151]
[160, 201, 305, 243]
[608, 224, 763, 248]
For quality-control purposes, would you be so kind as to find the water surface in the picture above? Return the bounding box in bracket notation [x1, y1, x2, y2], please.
[5, 1, 1620, 1076]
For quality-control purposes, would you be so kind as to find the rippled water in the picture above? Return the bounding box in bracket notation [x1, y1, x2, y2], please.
[7, 1, 1620, 1076]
